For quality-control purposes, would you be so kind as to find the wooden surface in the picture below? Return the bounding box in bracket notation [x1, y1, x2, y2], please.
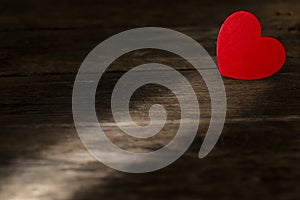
[0, 0, 299, 199]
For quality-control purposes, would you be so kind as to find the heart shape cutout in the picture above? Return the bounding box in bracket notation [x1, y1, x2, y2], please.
[217, 11, 286, 80]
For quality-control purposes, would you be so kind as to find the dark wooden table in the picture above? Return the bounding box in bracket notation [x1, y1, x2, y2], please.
[0, 0, 299, 199]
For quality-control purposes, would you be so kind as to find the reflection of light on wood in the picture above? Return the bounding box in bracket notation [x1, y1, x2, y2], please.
[0, 139, 117, 200]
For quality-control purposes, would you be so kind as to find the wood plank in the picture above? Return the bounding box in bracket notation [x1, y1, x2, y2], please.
[0, 0, 299, 199]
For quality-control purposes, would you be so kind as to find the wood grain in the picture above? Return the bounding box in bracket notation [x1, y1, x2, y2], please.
[0, 0, 299, 199]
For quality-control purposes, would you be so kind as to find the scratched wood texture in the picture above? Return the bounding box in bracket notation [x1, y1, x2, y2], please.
[0, 0, 299, 200]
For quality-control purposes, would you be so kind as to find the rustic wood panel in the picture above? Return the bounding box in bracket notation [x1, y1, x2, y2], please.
[0, 0, 299, 199]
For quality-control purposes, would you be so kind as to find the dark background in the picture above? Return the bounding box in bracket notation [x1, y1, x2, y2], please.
[0, 0, 299, 199]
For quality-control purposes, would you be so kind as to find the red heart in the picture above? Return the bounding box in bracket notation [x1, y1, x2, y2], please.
[217, 11, 286, 80]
